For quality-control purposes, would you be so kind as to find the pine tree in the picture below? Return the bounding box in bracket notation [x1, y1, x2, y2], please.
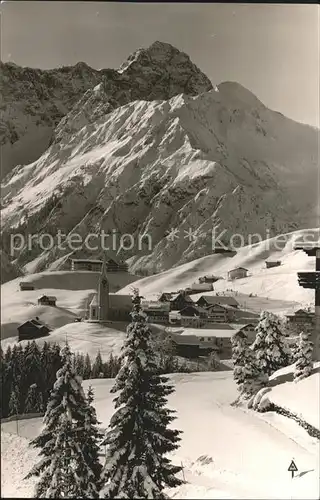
[91, 351, 103, 379]
[4, 345, 12, 363]
[82, 386, 103, 488]
[25, 383, 44, 414]
[25, 344, 100, 498]
[100, 289, 183, 499]
[9, 384, 20, 416]
[207, 349, 220, 371]
[83, 353, 92, 380]
[252, 311, 291, 376]
[232, 331, 267, 398]
[294, 331, 313, 382]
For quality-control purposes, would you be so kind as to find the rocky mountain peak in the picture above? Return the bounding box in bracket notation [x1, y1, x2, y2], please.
[1, 41, 212, 179]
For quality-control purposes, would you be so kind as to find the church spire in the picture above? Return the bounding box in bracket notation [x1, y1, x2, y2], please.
[98, 253, 109, 322]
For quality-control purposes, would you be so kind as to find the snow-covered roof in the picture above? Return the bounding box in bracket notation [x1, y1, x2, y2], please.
[198, 296, 239, 307]
[180, 327, 235, 338]
[228, 267, 248, 273]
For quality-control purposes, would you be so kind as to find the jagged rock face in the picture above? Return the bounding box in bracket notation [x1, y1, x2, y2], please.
[1, 42, 212, 178]
[1, 42, 318, 278]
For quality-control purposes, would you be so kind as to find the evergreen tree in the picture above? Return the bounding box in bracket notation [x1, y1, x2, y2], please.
[74, 352, 85, 377]
[4, 345, 12, 363]
[294, 331, 313, 382]
[25, 344, 100, 498]
[232, 331, 267, 398]
[82, 386, 103, 488]
[207, 349, 220, 371]
[84, 353, 92, 380]
[91, 351, 103, 379]
[25, 383, 44, 414]
[252, 311, 291, 376]
[9, 384, 20, 416]
[100, 289, 183, 499]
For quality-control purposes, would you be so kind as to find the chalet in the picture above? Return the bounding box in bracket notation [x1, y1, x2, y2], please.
[179, 305, 208, 327]
[18, 318, 50, 342]
[71, 257, 128, 273]
[37, 295, 57, 307]
[179, 323, 256, 358]
[199, 275, 221, 284]
[227, 267, 248, 281]
[265, 260, 281, 269]
[19, 282, 35, 291]
[196, 295, 239, 309]
[285, 309, 315, 334]
[169, 292, 194, 311]
[168, 334, 216, 358]
[205, 303, 235, 323]
[141, 301, 170, 324]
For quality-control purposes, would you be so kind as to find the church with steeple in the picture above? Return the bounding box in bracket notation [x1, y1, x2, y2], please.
[87, 254, 133, 323]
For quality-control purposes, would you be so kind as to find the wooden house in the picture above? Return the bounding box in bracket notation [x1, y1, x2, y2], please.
[141, 301, 170, 324]
[199, 275, 221, 284]
[18, 318, 50, 342]
[19, 282, 35, 291]
[37, 295, 57, 307]
[169, 292, 194, 311]
[227, 267, 248, 281]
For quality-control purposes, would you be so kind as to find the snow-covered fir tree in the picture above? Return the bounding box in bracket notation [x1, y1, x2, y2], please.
[8, 384, 20, 416]
[100, 289, 183, 499]
[82, 386, 104, 488]
[294, 331, 313, 382]
[232, 331, 267, 398]
[91, 351, 103, 379]
[252, 311, 291, 376]
[25, 343, 100, 498]
[25, 383, 44, 413]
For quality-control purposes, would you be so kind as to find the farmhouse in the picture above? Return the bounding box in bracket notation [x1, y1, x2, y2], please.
[37, 295, 57, 307]
[179, 323, 256, 358]
[196, 295, 239, 309]
[168, 334, 216, 358]
[227, 267, 248, 280]
[18, 318, 50, 342]
[169, 292, 194, 311]
[19, 282, 35, 291]
[205, 303, 236, 323]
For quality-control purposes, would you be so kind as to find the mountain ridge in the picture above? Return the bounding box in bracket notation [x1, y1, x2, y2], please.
[1, 41, 318, 279]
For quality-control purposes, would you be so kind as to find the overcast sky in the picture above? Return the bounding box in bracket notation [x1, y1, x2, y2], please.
[1, 2, 319, 127]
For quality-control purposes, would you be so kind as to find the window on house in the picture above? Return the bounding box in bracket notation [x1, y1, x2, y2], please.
[199, 337, 204, 341]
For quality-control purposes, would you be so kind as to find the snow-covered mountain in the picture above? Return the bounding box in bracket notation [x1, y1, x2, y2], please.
[0, 42, 212, 179]
[1, 41, 319, 276]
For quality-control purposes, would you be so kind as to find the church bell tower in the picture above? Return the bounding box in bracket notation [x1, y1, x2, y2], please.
[98, 254, 109, 322]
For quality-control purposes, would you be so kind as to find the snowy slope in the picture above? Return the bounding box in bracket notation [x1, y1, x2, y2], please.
[119, 228, 318, 308]
[1, 43, 318, 276]
[0, 269, 137, 341]
[2, 371, 319, 499]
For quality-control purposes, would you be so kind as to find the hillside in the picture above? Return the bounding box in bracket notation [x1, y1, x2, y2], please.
[119, 227, 318, 309]
[1, 42, 318, 276]
[0, 269, 137, 340]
